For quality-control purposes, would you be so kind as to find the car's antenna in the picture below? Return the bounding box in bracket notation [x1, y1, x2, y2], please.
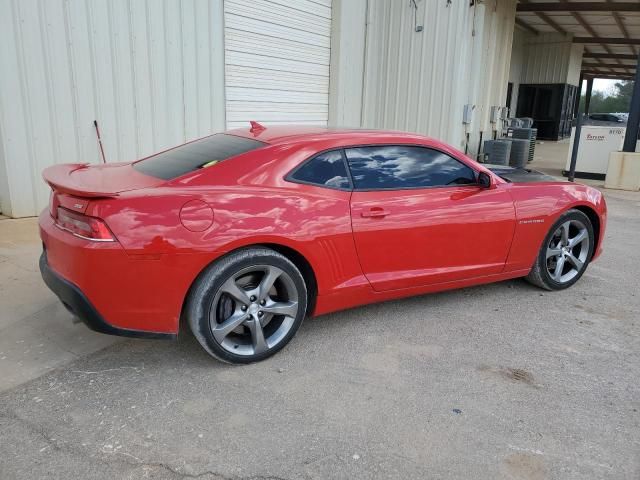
[93, 120, 107, 163]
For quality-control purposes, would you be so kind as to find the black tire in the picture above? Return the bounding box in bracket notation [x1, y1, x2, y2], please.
[186, 247, 308, 364]
[526, 209, 594, 291]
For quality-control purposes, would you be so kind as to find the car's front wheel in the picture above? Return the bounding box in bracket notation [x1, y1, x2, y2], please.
[187, 247, 308, 364]
[526, 209, 595, 290]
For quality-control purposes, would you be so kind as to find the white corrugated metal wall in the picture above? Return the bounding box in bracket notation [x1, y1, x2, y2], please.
[328, 0, 366, 128]
[508, 31, 584, 117]
[509, 26, 528, 113]
[0, 0, 225, 218]
[566, 43, 585, 87]
[475, 0, 517, 133]
[224, 0, 332, 129]
[359, 0, 517, 157]
[520, 33, 583, 85]
[361, 0, 471, 149]
[1, 0, 529, 217]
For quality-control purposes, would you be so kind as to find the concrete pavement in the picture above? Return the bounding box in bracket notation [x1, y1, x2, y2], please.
[0, 218, 118, 392]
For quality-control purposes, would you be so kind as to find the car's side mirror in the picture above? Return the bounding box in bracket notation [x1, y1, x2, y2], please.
[478, 171, 492, 189]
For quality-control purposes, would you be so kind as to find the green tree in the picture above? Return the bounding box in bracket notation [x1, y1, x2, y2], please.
[580, 80, 635, 113]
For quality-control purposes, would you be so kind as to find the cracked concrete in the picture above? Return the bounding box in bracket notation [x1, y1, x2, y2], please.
[0, 144, 639, 479]
[0, 407, 288, 480]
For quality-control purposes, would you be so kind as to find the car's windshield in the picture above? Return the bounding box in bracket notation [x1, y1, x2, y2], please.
[133, 134, 266, 180]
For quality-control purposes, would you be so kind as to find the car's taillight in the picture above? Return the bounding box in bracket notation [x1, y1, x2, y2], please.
[50, 190, 60, 218]
[55, 207, 115, 241]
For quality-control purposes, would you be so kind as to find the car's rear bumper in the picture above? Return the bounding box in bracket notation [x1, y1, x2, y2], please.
[38, 209, 211, 337]
[39, 251, 175, 340]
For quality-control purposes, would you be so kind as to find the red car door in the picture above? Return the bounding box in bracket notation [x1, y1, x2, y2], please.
[347, 145, 516, 292]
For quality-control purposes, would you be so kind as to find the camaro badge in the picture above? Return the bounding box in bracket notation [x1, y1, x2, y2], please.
[519, 219, 545, 224]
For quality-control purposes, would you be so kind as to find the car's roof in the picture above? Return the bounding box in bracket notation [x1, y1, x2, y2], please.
[225, 125, 431, 145]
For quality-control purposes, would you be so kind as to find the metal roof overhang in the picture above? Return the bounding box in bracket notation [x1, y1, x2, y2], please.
[516, 0, 640, 81]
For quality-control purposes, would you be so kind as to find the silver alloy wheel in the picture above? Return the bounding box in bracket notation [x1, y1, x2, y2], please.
[209, 265, 299, 356]
[546, 219, 590, 284]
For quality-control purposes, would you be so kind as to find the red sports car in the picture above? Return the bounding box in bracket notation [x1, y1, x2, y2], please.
[39, 125, 606, 363]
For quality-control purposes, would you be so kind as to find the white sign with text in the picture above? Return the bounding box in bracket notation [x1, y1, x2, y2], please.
[566, 126, 626, 176]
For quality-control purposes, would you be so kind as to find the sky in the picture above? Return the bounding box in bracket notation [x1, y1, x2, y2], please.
[593, 79, 623, 96]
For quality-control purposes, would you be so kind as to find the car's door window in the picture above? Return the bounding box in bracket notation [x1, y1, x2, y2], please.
[288, 150, 351, 190]
[345, 145, 476, 190]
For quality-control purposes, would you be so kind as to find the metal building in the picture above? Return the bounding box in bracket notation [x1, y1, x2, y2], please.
[1, 0, 638, 217]
[0, 0, 518, 217]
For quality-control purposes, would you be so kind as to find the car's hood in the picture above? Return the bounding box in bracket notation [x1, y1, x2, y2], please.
[484, 164, 556, 183]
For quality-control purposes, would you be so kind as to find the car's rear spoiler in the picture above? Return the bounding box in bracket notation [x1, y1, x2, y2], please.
[42, 164, 119, 198]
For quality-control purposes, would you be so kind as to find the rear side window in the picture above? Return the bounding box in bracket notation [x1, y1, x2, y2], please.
[288, 150, 351, 190]
[345, 145, 476, 190]
[133, 134, 265, 180]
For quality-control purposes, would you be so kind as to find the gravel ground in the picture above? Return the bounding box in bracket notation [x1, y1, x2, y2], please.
[0, 189, 638, 480]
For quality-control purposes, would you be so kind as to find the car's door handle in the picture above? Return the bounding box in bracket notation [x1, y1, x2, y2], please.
[361, 207, 389, 218]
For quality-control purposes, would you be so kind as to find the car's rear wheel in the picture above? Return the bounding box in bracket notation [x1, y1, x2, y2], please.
[526, 209, 594, 291]
[187, 247, 307, 364]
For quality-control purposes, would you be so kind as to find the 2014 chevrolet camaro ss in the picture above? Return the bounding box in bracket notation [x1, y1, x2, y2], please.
[39, 125, 607, 363]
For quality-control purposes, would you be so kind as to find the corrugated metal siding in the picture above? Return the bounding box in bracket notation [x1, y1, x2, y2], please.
[360, 0, 517, 156]
[328, 0, 367, 127]
[521, 33, 574, 85]
[361, 0, 471, 148]
[224, 0, 332, 129]
[476, 1, 516, 132]
[0, 0, 225, 218]
[566, 43, 584, 87]
[508, 28, 583, 117]
[509, 26, 528, 112]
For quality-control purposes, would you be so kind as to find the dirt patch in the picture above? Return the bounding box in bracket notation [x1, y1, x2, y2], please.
[505, 368, 535, 384]
[503, 452, 547, 480]
[478, 365, 538, 387]
[574, 304, 628, 321]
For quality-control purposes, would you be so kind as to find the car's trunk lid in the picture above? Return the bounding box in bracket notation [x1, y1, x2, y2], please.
[43, 162, 164, 216]
[43, 162, 164, 198]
